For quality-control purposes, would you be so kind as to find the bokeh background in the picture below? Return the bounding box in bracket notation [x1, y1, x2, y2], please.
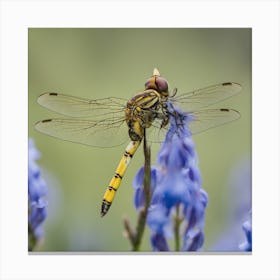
[28, 28, 251, 252]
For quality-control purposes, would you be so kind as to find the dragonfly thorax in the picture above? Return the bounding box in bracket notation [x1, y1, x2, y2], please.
[125, 89, 169, 142]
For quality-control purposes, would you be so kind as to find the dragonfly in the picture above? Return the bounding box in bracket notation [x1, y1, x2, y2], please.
[35, 68, 241, 217]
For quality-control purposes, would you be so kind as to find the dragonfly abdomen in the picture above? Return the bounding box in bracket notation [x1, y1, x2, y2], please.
[101, 140, 142, 217]
[101, 88, 170, 216]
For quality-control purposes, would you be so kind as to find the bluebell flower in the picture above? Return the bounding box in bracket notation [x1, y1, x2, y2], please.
[133, 106, 208, 251]
[212, 157, 251, 251]
[150, 231, 170, 251]
[133, 166, 158, 210]
[28, 139, 48, 250]
[239, 214, 252, 251]
[147, 204, 170, 251]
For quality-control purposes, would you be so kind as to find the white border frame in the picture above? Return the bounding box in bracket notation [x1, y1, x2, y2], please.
[1, 0, 279, 279]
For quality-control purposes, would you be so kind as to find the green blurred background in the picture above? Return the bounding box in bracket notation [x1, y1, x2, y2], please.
[28, 28, 251, 252]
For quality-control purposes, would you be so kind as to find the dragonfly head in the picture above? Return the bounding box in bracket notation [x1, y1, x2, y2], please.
[144, 68, 169, 97]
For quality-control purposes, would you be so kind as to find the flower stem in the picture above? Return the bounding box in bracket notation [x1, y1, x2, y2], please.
[28, 223, 36, 251]
[123, 216, 136, 245]
[132, 130, 151, 251]
[174, 204, 182, 251]
[143, 129, 151, 208]
[122, 130, 152, 251]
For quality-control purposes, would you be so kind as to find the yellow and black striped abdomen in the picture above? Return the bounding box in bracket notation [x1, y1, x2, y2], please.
[101, 89, 168, 217]
[101, 140, 141, 217]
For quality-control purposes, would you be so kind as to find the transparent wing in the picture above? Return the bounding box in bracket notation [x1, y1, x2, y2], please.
[146, 108, 240, 143]
[187, 108, 240, 134]
[35, 117, 128, 148]
[145, 119, 169, 144]
[37, 92, 127, 119]
[170, 82, 242, 112]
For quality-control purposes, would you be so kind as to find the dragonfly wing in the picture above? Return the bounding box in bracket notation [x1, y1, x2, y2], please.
[146, 119, 169, 144]
[171, 82, 242, 112]
[37, 92, 126, 119]
[147, 108, 240, 142]
[187, 108, 240, 135]
[35, 117, 128, 148]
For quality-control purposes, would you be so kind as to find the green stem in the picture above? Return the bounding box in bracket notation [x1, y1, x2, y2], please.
[122, 130, 152, 251]
[174, 204, 182, 251]
[28, 223, 36, 251]
[132, 129, 151, 251]
[143, 130, 151, 208]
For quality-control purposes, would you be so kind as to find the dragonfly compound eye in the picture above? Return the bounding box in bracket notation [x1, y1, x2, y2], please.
[144, 77, 169, 95]
[155, 77, 169, 94]
[144, 77, 156, 90]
